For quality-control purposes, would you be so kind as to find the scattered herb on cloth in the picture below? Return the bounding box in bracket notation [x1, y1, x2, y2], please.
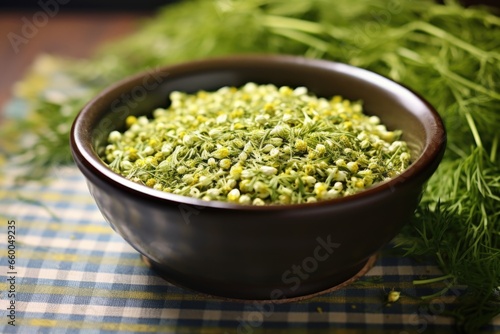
[1, 0, 499, 332]
[101, 83, 410, 204]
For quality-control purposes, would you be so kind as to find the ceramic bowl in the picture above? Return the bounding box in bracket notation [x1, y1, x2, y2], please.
[70, 55, 446, 301]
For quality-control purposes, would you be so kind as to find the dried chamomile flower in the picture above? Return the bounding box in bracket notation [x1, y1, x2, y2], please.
[101, 83, 411, 205]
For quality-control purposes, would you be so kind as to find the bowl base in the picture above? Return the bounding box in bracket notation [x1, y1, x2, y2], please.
[141, 253, 378, 303]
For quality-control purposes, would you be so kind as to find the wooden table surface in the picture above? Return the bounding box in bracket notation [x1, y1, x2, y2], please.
[0, 11, 152, 110]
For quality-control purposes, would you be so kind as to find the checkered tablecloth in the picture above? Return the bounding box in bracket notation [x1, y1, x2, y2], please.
[0, 165, 499, 334]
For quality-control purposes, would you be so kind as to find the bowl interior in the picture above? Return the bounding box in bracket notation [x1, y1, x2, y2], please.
[73, 55, 445, 209]
[86, 56, 439, 161]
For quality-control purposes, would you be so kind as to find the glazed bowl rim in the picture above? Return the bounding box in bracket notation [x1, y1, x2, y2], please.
[70, 54, 446, 211]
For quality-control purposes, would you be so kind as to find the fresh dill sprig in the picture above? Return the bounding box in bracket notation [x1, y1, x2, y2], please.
[395, 146, 500, 332]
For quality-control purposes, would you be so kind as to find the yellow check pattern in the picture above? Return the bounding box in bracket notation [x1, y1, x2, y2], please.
[1, 166, 497, 333]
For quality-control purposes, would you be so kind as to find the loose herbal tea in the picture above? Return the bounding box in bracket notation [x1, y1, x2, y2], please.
[101, 83, 411, 205]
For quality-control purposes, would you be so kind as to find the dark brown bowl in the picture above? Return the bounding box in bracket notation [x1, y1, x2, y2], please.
[70, 55, 446, 301]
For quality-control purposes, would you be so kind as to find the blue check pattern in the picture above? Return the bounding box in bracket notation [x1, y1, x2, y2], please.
[0, 165, 499, 334]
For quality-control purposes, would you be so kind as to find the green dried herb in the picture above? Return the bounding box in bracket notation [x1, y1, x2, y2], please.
[101, 83, 410, 204]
